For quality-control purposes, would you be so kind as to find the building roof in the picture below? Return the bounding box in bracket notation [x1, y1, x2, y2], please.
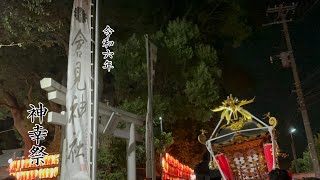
[0, 148, 23, 166]
[0, 148, 23, 179]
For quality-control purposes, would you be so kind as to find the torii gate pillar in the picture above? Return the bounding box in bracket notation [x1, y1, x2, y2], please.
[128, 123, 136, 179]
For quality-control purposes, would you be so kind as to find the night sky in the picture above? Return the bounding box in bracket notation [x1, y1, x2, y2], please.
[1, 0, 320, 174]
[226, 1, 320, 168]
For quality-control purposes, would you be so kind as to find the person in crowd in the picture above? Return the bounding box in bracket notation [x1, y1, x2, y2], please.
[269, 168, 292, 180]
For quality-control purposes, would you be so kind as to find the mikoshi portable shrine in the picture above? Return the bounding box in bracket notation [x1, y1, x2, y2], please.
[198, 95, 279, 180]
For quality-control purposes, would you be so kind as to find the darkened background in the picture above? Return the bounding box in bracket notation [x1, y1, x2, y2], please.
[226, 0, 320, 168]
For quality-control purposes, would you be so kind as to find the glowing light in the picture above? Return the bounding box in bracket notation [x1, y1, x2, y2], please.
[8, 154, 59, 180]
[8, 158, 13, 164]
[162, 153, 195, 179]
[9, 167, 59, 180]
[8, 154, 59, 172]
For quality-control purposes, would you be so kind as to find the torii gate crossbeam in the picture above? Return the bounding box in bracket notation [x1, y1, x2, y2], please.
[40, 78, 144, 180]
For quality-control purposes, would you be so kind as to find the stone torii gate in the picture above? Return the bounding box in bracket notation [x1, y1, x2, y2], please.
[40, 78, 144, 180]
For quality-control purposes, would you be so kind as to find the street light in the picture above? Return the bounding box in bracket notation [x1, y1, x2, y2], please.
[290, 128, 298, 173]
[159, 117, 163, 133]
[159, 116, 163, 179]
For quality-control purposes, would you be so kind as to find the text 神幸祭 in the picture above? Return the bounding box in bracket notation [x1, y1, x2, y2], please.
[27, 102, 49, 166]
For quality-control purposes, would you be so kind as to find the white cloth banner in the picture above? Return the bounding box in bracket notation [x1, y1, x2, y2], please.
[61, 0, 92, 179]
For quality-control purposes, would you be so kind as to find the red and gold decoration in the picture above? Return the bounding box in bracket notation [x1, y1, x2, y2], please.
[162, 153, 194, 180]
[215, 154, 234, 180]
[208, 159, 218, 170]
[198, 129, 207, 145]
[263, 143, 274, 172]
[200, 95, 279, 180]
[8, 154, 59, 180]
[212, 95, 255, 125]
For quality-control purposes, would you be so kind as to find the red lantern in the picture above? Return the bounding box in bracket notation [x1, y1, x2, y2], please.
[264, 143, 274, 171]
[215, 153, 234, 180]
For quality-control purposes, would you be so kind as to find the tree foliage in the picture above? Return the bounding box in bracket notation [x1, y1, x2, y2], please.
[153, 18, 221, 122]
[101, 0, 251, 48]
[183, 0, 251, 47]
[111, 18, 221, 126]
[97, 135, 127, 180]
[0, 46, 67, 155]
[0, 0, 71, 156]
[0, 0, 72, 53]
[169, 128, 206, 167]
[0, 0, 252, 178]
[105, 18, 221, 173]
[100, 1, 251, 171]
[290, 133, 320, 173]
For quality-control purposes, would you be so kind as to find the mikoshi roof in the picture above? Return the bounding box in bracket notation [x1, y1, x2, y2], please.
[203, 95, 277, 147]
[212, 121, 270, 146]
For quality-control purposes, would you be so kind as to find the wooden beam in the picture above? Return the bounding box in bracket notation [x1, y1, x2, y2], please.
[40, 78, 67, 93]
[99, 103, 144, 121]
[102, 113, 120, 134]
[113, 128, 143, 142]
[47, 110, 144, 142]
[48, 111, 67, 126]
[48, 91, 66, 106]
[99, 103, 145, 126]
[42, 90, 144, 127]
[41, 78, 145, 141]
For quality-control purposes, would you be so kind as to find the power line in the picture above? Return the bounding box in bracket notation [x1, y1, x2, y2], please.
[304, 87, 320, 96]
[0, 128, 14, 134]
[297, 0, 320, 22]
[306, 98, 320, 107]
[305, 91, 320, 102]
[301, 66, 320, 86]
[264, 3, 320, 176]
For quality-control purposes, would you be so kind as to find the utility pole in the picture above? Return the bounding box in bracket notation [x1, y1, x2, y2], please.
[264, 3, 320, 177]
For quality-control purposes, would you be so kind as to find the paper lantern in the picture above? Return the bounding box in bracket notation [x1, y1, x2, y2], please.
[25, 159, 29, 168]
[9, 161, 13, 171]
[161, 153, 195, 179]
[26, 171, 30, 180]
